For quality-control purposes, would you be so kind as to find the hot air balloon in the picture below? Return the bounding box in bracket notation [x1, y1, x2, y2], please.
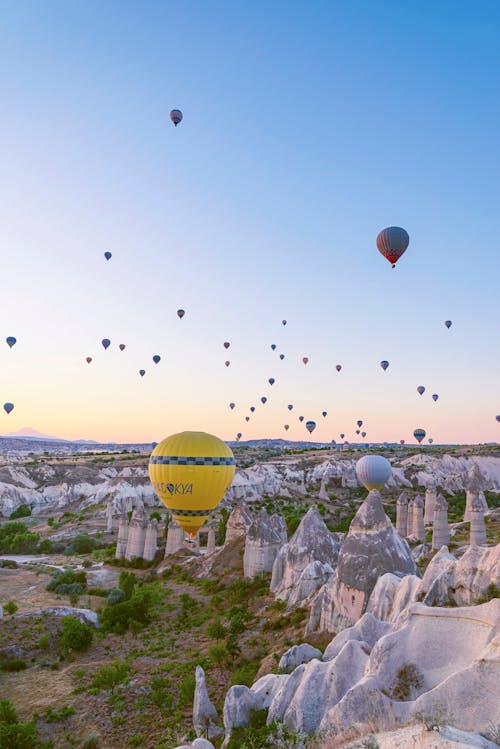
[237, 432, 242, 439]
[445, 320, 452, 329]
[119, 344, 126, 351]
[356, 455, 392, 490]
[139, 369, 146, 377]
[153, 355, 161, 364]
[322, 411, 327, 417]
[288, 404, 293, 411]
[432, 394, 439, 402]
[104, 251, 112, 261]
[250, 406, 255, 413]
[282, 320, 287, 326]
[261, 397, 267, 404]
[102, 338, 111, 350]
[177, 309, 185, 319]
[299, 416, 304, 422]
[279, 354, 285, 360]
[428, 438, 434, 444]
[357, 420, 363, 428]
[496, 415, 500, 422]
[302, 357, 309, 365]
[271, 344, 277, 351]
[86, 357, 92, 364]
[268, 378, 275, 386]
[414, 428, 426, 443]
[305, 420, 316, 434]
[400, 439, 405, 445]
[361, 431, 366, 438]
[225, 361, 230, 367]
[376, 226, 410, 268]
[336, 364, 342, 372]
[340, 433, 345, 439]
[284, 424, 289, 431]
[149, 431, 235, 536]
[380, 360, 389, 371]
[6, 337, 16, 348]
[229, 403, 235, 410]
[356, 429, 360, 435]
[223, 342, 230, 349]
[3, 403, 14, 415]
[417, 386, 425, 396]
[170, 109, 183, 126]
[245, 416, 250, 422]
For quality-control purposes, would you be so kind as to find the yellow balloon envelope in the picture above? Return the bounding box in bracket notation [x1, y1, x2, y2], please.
[148, 431, 236, 536]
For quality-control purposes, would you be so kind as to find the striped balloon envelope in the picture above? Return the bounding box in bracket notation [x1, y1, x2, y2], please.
[149, 432, 235, 537]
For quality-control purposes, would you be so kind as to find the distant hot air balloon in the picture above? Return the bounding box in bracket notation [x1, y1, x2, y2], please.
[104, 251, 112, 261]
[432, 394, 439, 402]
[119, 344, 126, 351]
[340, 433, 345, 439]
[279, 354, 285, 360]
[356, 455, 392, 490]
[86, 357, 92, 364]
[428, 438, 434, 444]
[305, 420, 316, 434]
[236, 432, 242, 440]
[445, 320, 452, 329]
[268, 378, 275, 385]
[170, 109, 183, 127]
[356, 429, 360, 435]
[380, 360, 389, 371]
[6, 337, 16, 348]
[282, 320, 287, 326]
[400, 439, 405, 445]
[102, 338, 111, 350]
[357, 420, 363, 428]
[322, 411, 327, 417]
[139, 369, 146, 377]
[417, 386, 425, 396]
[376, 226, 410, 268]
[496, 415, 500, 422]
[288, 404, 293, 411]
[361, 431, 366, 438]
[245, 416, 250, 422]
[271, 344, 277, 351]
[3, 403, 14, 415]
[336, 364, 342, 372]
[284, 424, 289, 431]
[250, 406, 255, 413]
[414, 428, 426, 443]
[153, 355, 161, 364]
[302, 357, 309, 365]
[177, 309, 185, 319]
[229, 403, 235, 410]
[261, 397, 267, 404]
[225, 361, 230, 367]
[223, 342, 230, 349]
[299, 416, 304, 422]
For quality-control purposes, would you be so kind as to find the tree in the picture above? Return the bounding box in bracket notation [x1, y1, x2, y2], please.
[59, 616, 93, 656]
[118, 571, 136, 600]
[206, 617, 226, 641]
[9, 505, 31, 520]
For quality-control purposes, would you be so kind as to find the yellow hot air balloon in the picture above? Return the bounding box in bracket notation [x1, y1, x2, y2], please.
[148, 431, 235, 536]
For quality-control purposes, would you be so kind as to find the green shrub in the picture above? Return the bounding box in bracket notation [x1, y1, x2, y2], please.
[68, 534, 101, 554]
[118, 571, 136, 600]
[475, 583, 500, 604]
[0, 658, 27, 672]
[38, 634, 50, 650]
[10, 505, 31, 519]
[59, 617, 94, 656]
[38, 539, 53, 553]
[150, 677, 174, 711]
[230, 661, 259, 687]
[91, 661, 129, 694]
[208, 644, 227, 666]
[47, 569, 87, 592]
[0, 521, 40, 554]
[391, 663, 423, 701]
[178, 674, 196, 707]
[100, 587, 153, 634]
[43, 705, 75, 723]
[206, 617, 226, 641]
[107, 588, 125, 605]
[3, 601, 18, 615]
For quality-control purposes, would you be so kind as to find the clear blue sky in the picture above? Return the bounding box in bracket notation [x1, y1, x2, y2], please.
[1, 0, 499, 444]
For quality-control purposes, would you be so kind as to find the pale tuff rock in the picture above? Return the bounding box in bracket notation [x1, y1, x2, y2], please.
[105, 501, 115, 532]
[243, 508, 283, 578]
[193, 666, 222, 739]
[270, 514, 288, 544]
[206, 527, 216, 554]
[142, 520, 158, 562]
[464, 464, 489, 522]
[323, 612, 393, 661]
[469, 498, 487, 547]
[432, 495, 450, 549]
[365, 573, 421, 623]
[422, 544, 499, 607]
[165, 520, 185, 556]
[396, 493, 408, 536]
[412, 496, 426, 541]
[307, 491, 416, 633]
[223, 674, 287, 744]
[278, 643, 322, 673]
[402, 454, 500, 493]
[287, 560, 334, 609]
[173, 741, 215, 749]
[124, 507, 147, 561]
[270, 507, 339, 603]
[342, 725, 499, 749]
[224, 504, 253, 543]
[424, 485, 438, 525]
[407, 498, 415, 537]
[115, 514, 129, 559]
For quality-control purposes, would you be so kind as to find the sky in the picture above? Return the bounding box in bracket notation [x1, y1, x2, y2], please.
[0, 0, 499, 445]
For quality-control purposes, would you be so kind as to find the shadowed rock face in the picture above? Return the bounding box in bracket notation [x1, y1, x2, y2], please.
[243, 508, 283, 578]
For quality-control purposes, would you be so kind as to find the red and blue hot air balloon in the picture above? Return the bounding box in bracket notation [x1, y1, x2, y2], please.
[376, 226, 410, 268]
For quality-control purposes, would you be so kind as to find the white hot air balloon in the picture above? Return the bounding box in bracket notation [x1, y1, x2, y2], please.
[355, 455, 392, 490]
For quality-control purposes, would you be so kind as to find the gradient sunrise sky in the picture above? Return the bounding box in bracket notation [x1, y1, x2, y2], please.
[1, 0, 499, 444]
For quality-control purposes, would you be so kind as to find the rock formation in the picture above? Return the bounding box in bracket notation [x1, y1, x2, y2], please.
[395, 492, 408, 536]
[287, 560, 334, 609]
[270, 514, 288, 544]
[243, 508, 283, 578]
[193, 665, 221, 739]
[106, 501, 115, 532]
[142, 519, 158, 562]
[270, 507, 339, 604]
[278, 643, 322, 673]
[469, 497, 487, 546]
[206, 527, 216, 554]
[224, 504, 253, 543]
[125, 507, 147, 561]
[115, 513, 129, 559]
[407, 498, 415, 536]
[412, 496, 425, 541]
[424, 485, 437, 524]
[165, 520, 185, 556]
[365, 573, 421, 623]
[307, 490, 417, 633]
[420, 544, 499, 607]
[432, 494, 450, 549]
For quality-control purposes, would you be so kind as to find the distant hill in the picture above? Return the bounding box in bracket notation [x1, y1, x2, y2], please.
[2, 427, 64, 441]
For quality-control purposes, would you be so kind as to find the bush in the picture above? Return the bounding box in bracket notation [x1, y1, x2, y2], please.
[107, 588, 125, 605]
[43, 705, 75, 723]
[91, 661, 129, 693]
[208, 644, 227, 666]
[391, 663, 423, 701]
[10, 505, 31, 519]
[47, 569, 87, 592]
[38, 635, 50, 650]
[79, 735, 99, 749]
[230, 661, 259, 687]
[38, 539, 53, 553]
[118, 571, 136, 600]
[68, 534, 101, 554]
[0, 559, 18, 569]
[0, 521, 40, 554]
[0, 658, 27, 672]
[59, 617, 94, 656]
[206, 617, 226, 641]
[99, 588, 153, 634]
[150, 677, 174, 710]
[3, 601, 18, 615]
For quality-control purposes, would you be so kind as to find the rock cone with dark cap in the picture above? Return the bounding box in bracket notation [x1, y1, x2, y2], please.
[307, 490, 417, 633]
